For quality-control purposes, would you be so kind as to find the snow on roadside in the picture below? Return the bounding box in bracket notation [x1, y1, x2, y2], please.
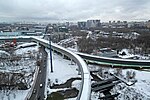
[0, 50, 10, 56]
[0, 45, 38, 100]
[117, 69, 150, 99]
[46, 48, 81, 99]
[88, 64, 150, 100]
[16, 42, 37, 49]
[91, 92, 99, 100]
[0, 90, 29, 100]
[15, 46, 38, 55]
[46, 48, 80, 85]
[72, 80, 81, 90]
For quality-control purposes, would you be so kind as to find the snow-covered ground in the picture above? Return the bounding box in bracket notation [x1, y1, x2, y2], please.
[46, 48, 80, 84]
[89, 64, 150, 100]
[0, 43, 38, 100]
[118, 49, 150, 60]
[0, 41, 82, 100]
[15, 42, 37, 49]
[61, 44, 150, 99]
[116, 69, 150, 100]
[0, 50, 10, 56]
[46, 48, 81, 99]
[2, 41, 150, 100]
[0, 90, 29, 100]
[15, 44, 38, 55]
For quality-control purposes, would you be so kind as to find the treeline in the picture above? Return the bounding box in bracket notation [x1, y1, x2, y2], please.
[77, 33, 150, 54]
[88, 27, 150, 34]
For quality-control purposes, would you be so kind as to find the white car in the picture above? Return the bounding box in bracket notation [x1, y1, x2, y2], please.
[39, 70, 41, 73]
[40, 83, 43, 88]
[33, 89, 36, 94]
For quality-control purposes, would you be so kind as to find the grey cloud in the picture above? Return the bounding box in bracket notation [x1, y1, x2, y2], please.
[0, 0, 150, 22]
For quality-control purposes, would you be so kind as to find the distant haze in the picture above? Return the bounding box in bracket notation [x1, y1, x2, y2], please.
[0, 0, 150, 22]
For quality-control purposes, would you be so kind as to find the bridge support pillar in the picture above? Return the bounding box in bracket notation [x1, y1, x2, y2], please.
[78, 67, 81, 75]
[37, 42, 40, 47]
[62, 54, 65, 59]
[71, 59, 74, 65]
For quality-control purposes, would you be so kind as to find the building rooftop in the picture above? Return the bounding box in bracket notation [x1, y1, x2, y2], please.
[0, 32, 22, 37]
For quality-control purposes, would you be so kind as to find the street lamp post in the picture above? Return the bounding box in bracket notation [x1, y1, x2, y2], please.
[49, 35, 53, 73]
[45, 25, 53, 73]
[44, 34, 53, 73]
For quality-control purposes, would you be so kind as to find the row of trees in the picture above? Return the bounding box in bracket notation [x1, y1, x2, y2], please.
[77, 32, 150, 54]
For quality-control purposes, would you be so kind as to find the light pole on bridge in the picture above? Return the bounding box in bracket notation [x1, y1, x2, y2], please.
[44, 25, 53, 73]
[49, 35, 53, 73]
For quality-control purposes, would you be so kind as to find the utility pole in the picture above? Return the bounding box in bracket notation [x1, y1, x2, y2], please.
[49, 35, 53, 73]
[45, 25, 53, 72]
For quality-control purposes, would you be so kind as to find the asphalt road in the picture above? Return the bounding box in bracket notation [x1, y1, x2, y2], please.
[28, 45, 47, 100]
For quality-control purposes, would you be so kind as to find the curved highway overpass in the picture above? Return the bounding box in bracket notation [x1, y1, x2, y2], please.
[0, 36, 91, 100]
[1, 36, 150, 100]
[77, 52, 150, 69]
[32, 37, 91, 100]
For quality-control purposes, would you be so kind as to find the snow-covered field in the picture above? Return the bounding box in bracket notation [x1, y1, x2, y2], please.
[0, 42, 82, 100]
[46, 49, 80, 84]
[0, 43, 38, 100]
[89, 64, 150, 100]
[117, 69, 150, 100]
[15, 42, 37, 49]
[2, 41, 150, 100]
[0, 90, 29, 100]
[46, 48, 81, 99]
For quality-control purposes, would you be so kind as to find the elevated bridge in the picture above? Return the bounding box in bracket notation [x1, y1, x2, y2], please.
[0, 36, 91, 100]
[1, 36, 150, 100]
[77, 52, 150, 69]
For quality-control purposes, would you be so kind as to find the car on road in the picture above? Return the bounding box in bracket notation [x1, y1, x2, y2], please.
[40, 83, 43, 88]
[39, 70, 41, 73]
[33, 89, 36, 94]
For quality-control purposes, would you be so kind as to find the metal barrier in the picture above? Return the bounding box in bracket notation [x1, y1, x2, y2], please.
[25, 66, 39, 100]
[77, 52, 150, 68]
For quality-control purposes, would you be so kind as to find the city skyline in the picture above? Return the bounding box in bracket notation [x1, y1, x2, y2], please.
[0, 0, 150, 22]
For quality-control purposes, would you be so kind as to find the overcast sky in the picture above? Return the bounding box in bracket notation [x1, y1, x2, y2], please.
[0, 0, 150, 22]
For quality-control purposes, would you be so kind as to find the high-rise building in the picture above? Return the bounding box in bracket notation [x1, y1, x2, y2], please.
[146, 20, 150, 28]
[78, 21, 87, 29]
[86, 20, 101, 28]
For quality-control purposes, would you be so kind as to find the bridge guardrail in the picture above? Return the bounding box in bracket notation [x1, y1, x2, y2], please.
[77, 52, 150, 68]
[25, 66, 39, 100]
